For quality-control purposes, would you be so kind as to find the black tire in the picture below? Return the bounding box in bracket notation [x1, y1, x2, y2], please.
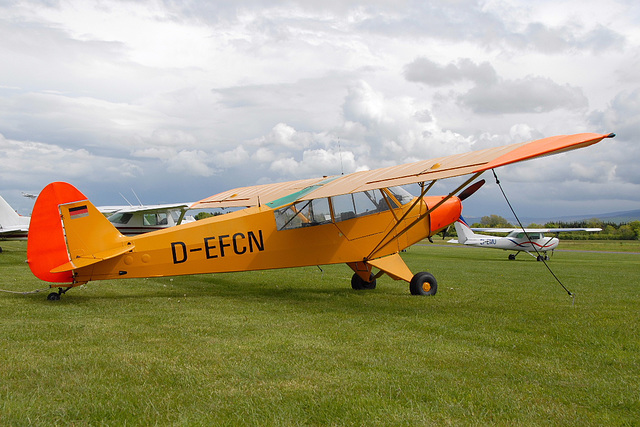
[537, 255, 543, 261]
[351, 273, 376, 290]
[47, 292, 60, 301]
[508, 254, 516, 260]
[410, 272, 437, 296]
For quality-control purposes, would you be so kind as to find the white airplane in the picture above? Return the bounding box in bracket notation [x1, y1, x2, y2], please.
[99, 203, 197, 236]
[0, 195, 30, 253]
[448, 216, 601, 260]
[19, 190, 196, 237]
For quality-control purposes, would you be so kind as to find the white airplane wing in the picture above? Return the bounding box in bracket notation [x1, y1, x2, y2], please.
[98, 203, 192, 215]
[0, 225, 29, 235]
[471, 227, 602, 233]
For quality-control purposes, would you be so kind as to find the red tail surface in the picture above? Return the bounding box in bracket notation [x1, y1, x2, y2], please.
[27, 182, 88, 283]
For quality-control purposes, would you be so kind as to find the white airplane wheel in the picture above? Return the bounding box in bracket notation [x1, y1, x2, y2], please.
[410, 272, 437, 296]
[351, 273, 376, 290]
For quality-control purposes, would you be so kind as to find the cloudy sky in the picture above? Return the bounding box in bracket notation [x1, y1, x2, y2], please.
[1, 0, 639, 220]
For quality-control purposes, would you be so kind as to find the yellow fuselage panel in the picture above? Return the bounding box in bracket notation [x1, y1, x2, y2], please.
[72, 199, 436, 282]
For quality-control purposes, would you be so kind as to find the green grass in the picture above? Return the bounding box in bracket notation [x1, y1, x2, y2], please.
[1, 240, 639, 425]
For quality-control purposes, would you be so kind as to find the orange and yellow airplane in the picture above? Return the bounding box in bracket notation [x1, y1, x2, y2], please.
[27, 132, 614, 300]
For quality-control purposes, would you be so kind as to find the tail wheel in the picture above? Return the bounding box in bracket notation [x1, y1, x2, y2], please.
[351, 273, 377, 290]
[410, 272, 438, 296]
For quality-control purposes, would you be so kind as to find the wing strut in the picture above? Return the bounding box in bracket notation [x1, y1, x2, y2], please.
[367, 171, 483, 260]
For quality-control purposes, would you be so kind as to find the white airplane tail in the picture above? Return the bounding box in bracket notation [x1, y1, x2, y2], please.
[453, 216, 478, 244]
[0, 195, 29, 228]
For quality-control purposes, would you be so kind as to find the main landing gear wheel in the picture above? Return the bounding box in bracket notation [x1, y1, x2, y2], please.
[508, 254, 516, 260]
[410, 272, 438, 296]
[537, 255, 549, 261]
[351, 273, 377, 290]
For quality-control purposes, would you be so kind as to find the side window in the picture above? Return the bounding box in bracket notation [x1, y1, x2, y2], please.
[108, 212, 132, 224]
[274, 198, 332, 230]
[332, 190, 390, 222]
[157, 213, 168, 225]
[143, 213, 157, 226]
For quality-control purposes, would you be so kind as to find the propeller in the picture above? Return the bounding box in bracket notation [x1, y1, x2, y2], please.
[458, 179, 485, 201]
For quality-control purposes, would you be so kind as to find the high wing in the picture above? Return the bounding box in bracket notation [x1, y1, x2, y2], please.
[192, 133, 614, 209]
[471, 227, 602, 233]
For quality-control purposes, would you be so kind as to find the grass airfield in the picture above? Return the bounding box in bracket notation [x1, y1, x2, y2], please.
[1, 240, 638, 425]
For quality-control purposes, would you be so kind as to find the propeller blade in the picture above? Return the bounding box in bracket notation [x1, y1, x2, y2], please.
[458, 179, 485, 201]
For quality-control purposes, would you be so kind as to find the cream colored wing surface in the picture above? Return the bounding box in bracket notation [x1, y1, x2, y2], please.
[299, 133, 612, 201]
[192, 133, 613, 209]
[190, 177, 328, 209]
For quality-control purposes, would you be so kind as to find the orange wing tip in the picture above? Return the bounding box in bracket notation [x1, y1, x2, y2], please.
[475, 132, 614, 172]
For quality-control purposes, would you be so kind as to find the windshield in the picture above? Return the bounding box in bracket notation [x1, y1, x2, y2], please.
[387, 186, 414, 205]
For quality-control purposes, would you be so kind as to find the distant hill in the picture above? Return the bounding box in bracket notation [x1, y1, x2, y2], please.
[466, 209, 640, 226]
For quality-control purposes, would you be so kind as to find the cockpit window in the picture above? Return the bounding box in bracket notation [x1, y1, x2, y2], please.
[273, 187, 411, 229]
[331, 190, 391, 222]
[108, 213, 132, 224]
[274, 198, 332, 230]
[509, 231, 543, 240]
[143, 213, 169, 226]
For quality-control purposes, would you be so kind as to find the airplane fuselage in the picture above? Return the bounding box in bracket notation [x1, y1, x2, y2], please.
[54, 194, 461, 284]
[461, 234, 559, 252]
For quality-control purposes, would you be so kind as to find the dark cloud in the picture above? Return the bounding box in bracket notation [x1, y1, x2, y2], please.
[460, 76, 588, 114]
[404, 57, 498, 86]
[405, 57, 587, 114]
[588, 88, 640, 183]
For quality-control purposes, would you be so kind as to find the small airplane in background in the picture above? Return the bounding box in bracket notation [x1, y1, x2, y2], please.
[25, 132, 614, 300]
[13, 190, 197, 237]
[0, 195, 30, 253]
[448, 217, 602, 260]
[99, 204, 196, 236]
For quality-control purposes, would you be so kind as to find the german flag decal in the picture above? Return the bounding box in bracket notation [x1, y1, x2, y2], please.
[69, 205, 89, 219]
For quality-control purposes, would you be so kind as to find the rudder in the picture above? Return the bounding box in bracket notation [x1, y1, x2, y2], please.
[27, 182, 85, 283]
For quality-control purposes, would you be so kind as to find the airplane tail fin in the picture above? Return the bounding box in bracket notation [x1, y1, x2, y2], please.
[27, 182, 130, 284]
[0, 195, 26, 227]
[453, 216, 477, 244]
